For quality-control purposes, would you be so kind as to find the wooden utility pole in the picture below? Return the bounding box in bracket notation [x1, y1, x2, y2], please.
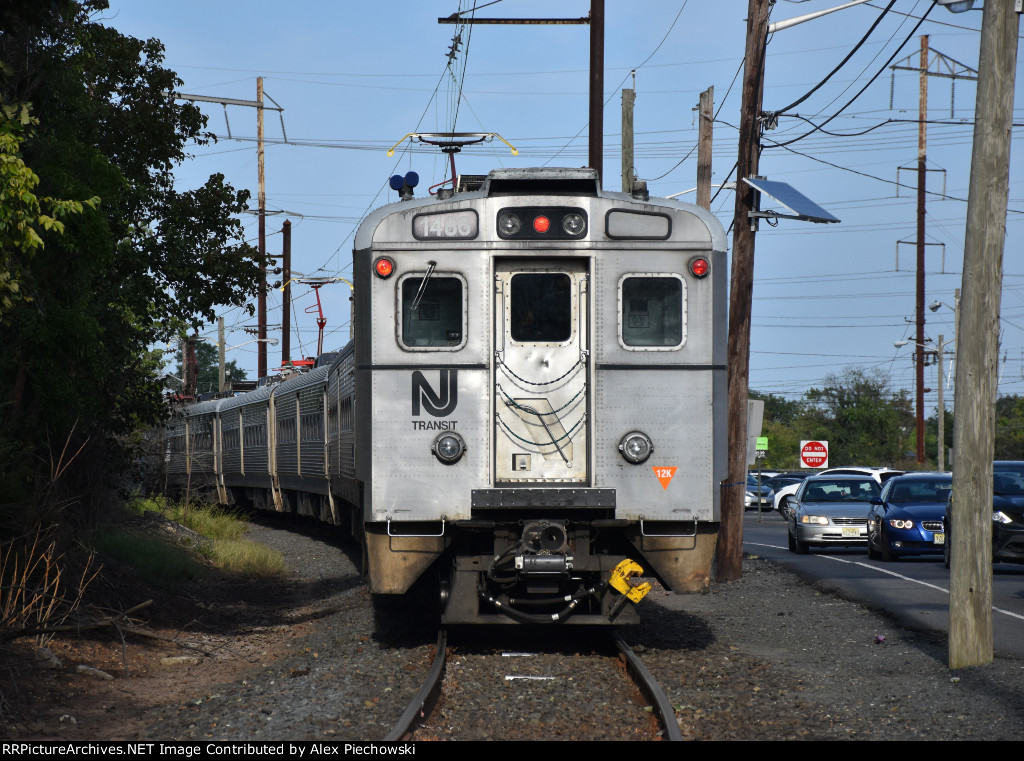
[915, 36, 928, 467]
[183, 335, 198, 399]
[621, 85, 634, 193]
[891, 40, 976, 466]
[697, 86, 714, 210]
[949, 1, 1019, 670]
[218, 317, 226, 393]
[721, 0, 771, 583]
[281, 220, 291, 367]
[257, 77, 267, 380]
[588, 0, 604, 186]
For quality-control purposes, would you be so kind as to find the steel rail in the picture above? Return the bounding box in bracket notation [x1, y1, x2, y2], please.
[383, 629, 448, 741]
[612, 632, 683, 742]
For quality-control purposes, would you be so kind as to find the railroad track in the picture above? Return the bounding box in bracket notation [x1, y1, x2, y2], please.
[385, 628, 682, 741]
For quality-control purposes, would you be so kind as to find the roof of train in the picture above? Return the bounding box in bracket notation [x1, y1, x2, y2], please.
[353, 166, 728, 252]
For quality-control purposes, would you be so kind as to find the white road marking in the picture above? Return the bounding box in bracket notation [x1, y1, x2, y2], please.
[747, 541, 1024, 622]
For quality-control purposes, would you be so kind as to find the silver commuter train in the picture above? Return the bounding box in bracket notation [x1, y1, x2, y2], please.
[158, 167, 727, 625]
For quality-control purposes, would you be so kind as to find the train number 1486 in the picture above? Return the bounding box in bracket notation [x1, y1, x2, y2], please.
[412, 210, 478, 240]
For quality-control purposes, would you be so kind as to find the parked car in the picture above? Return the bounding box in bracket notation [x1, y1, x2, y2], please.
[787, 474, 881, 554]
[944, 461, 1024, 568]
[775, 467, 902, 518]
[745, 473, 774, 510]
[765, 472, 808, 491]
[866, 472, 952, 561]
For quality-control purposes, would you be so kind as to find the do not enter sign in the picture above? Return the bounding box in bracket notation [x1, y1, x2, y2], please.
[800, 440, 829, 469]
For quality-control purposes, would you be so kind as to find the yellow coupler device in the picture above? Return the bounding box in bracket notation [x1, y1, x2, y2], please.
[608, 559, 653, 619]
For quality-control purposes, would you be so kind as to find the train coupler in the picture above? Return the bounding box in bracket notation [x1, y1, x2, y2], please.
[607, 559, 652, 619]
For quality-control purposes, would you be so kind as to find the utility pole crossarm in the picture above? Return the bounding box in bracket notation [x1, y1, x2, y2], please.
[437, 16, 589, 24]
[172, 92, 285, 111]
[891, 48, 978, 81]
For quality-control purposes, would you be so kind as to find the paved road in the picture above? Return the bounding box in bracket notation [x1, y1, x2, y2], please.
[742, 508, 1024, 660]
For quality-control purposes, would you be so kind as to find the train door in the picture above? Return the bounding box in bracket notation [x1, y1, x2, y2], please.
[494, 260, 589, 484]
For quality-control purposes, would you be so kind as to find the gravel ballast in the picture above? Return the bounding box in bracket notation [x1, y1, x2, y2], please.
[10, 514, 1024, 741]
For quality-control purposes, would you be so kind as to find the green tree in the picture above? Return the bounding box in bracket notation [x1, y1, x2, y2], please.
[994, 395, 1024, 460]
[0, 71, 97, 320]
[799, 367, 914, 467]
[0, 0, 263, 503]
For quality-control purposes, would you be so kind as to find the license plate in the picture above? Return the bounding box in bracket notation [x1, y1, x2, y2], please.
[841, 527, 860, 538]
[933, 532, 945, 545]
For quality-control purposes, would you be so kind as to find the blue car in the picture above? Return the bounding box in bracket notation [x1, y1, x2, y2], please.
[866, 472, 952, 561]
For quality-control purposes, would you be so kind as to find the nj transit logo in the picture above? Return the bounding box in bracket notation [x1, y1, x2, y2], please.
[411, 370, 458, 417]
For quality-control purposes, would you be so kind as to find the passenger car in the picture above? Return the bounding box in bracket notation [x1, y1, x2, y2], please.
[866, 472, 951, 561]
[775, 466, 901, 518]
[944, 461, 1024, 568]
[787, 475, 881, 554]
[745, 474, 774, 510]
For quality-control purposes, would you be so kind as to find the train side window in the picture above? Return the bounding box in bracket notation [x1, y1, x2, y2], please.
[618, 274, 685, 350]
[399, 275, 465, 349]
[510, 272, 572, 343]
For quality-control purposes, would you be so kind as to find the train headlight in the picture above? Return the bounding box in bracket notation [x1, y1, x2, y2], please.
[374, 256, 395, 278]
[618, 431, 653, 465]
[432, 432, 466, 464]
[561, 212, 586, 236]
[497, 212, 522, 236]
[689, 256, 710, 278]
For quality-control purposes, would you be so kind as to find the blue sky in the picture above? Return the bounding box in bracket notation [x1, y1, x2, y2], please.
[101, 1, 1023, 409]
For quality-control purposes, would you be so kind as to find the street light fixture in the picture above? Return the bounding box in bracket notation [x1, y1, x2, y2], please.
[934, 0, 978, 12]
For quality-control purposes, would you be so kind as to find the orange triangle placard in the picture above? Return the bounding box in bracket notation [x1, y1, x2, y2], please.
[652, 466, 678, 489]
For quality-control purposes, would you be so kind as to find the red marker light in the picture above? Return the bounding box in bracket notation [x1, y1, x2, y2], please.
[374, 256, 395, 278]
[689, 257, 710, 278]
[533, 215, 551, 234]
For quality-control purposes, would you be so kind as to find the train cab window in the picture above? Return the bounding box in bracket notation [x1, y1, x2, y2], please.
[400, 275, 465, 349]
[510, 273, 572, 343]
[619, 275, 685, 349]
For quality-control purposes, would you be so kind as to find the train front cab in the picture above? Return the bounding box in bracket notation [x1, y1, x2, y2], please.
[354, 168, 727, 625]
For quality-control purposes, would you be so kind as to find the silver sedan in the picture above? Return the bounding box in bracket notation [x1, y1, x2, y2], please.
[787, 475, 882, 554]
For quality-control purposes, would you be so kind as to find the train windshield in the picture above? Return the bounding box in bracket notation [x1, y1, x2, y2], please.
[509, 272, 572, 342]
[621, 275, 684, 348]
[401, 276, 463, 347]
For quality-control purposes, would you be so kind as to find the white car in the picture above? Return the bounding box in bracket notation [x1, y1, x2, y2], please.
[775, 467, 903, 517]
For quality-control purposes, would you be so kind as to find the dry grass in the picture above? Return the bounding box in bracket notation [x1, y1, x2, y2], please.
[211, 539, 285, 577]
[0, 527, 98, 646]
